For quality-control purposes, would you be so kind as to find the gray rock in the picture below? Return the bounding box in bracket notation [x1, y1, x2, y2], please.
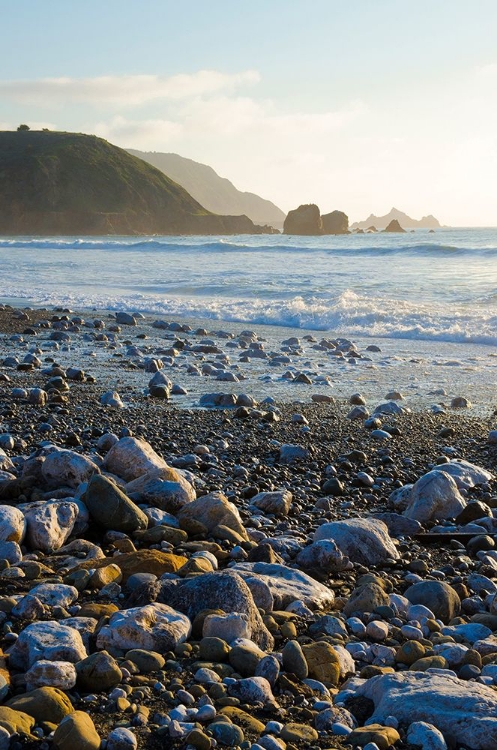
[154, 570, 274, 650]
[404, 470, 466, 522]
[232, 562, 334, 610]
[407, 721, 447, 750]
[22, 500, 79, 552]
[107, 728, 138, 750]
[228, 676, 277, 706]
[125, 467, 195, 513]
[103, 436, 168, 481]
[404, 581, 461, 623]
[357, 671, 497, 750]
[296, 539, 350, 573]
[0, 540, 22, 564]
[252, 490, 292, 515]
[83, 474, 148, 532]
[100, 391, 124, 408]
[115, 312, 136, 326]
[313, 517, 399, 565]
[435, 459, 493, 490]
[41, 449, 100, 489]
[279, 444, 310, 463]
[0, 505, 25, 543]
[373, 512, 422, 538]
[177, 491, 248, 540]
[343, 582, 390, 616]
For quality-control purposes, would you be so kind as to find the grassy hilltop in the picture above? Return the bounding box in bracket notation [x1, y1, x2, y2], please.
[0, 130, 268, 235]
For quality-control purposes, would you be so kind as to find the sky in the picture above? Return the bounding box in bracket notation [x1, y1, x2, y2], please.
[1, 0, 497, 225]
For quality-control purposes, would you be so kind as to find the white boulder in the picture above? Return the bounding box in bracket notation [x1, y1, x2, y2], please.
[403, 470, 466, 522]
[9, 621, 87, 670]
[22, 500, 79, 552]
[96, 604, 191, 653]
[25, 660, 77, 691]
[313, 517, 399, 565]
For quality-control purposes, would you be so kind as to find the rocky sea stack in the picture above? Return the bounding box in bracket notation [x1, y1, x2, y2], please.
[383, 219, 407, 233]
[283, 204, 349, 235]
[0, 131, 277, 236]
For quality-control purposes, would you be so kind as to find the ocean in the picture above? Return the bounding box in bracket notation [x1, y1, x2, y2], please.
[2, 228, 497, 412]
[1, 228, 497, 346]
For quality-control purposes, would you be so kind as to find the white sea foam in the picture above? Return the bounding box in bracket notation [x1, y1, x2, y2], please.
[2, 228, 497, 346]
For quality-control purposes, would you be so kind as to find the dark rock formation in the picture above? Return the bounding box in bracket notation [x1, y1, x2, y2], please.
[321, 210, 349, 235]
[283, 204, 322, 235]
[383, 219, 406, 233]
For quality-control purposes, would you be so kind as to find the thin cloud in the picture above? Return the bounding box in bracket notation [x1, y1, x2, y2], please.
[475, 63, 497, 77]
[0, 70, 260, 106]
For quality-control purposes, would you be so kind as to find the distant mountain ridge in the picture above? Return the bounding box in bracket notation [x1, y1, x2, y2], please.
[0, 131, 275, 236]
[128, 149, 285, 229]
[351, 207, 441, 230]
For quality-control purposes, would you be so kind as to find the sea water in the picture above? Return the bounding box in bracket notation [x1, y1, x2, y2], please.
[2, 228, 497, 411]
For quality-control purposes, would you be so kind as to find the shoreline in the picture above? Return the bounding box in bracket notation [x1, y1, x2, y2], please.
[1, 300, 497, 417]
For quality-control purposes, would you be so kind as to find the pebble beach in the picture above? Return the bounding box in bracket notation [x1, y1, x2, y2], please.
[1, 303, 497, 750]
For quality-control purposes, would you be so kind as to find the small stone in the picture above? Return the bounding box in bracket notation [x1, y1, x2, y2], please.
[348, 724, 401, 750]
[107, 726, 138, 750]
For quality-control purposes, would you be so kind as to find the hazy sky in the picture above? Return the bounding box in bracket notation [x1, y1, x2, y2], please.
[2, 0, 497, 225]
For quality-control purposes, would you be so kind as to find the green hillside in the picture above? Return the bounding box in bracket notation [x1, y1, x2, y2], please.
[0, 130, 270, 235]
[128, 149, 285, 229]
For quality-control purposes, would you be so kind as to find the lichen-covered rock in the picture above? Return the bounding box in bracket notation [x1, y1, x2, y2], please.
[6, 686, 73, 724]
[76, 651, 123, 692]
[96, 604, 191, 653]
[302, 641, 340, 685]
[313, 517, 399, 565]
[77, 549, 186, 583]
[53, 711, 101, 750]
[0, 706, 35, 735]
[9, 621, 87, 670]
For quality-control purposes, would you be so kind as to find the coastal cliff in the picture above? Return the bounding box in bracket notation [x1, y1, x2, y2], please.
[0, 131, 276, 236]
